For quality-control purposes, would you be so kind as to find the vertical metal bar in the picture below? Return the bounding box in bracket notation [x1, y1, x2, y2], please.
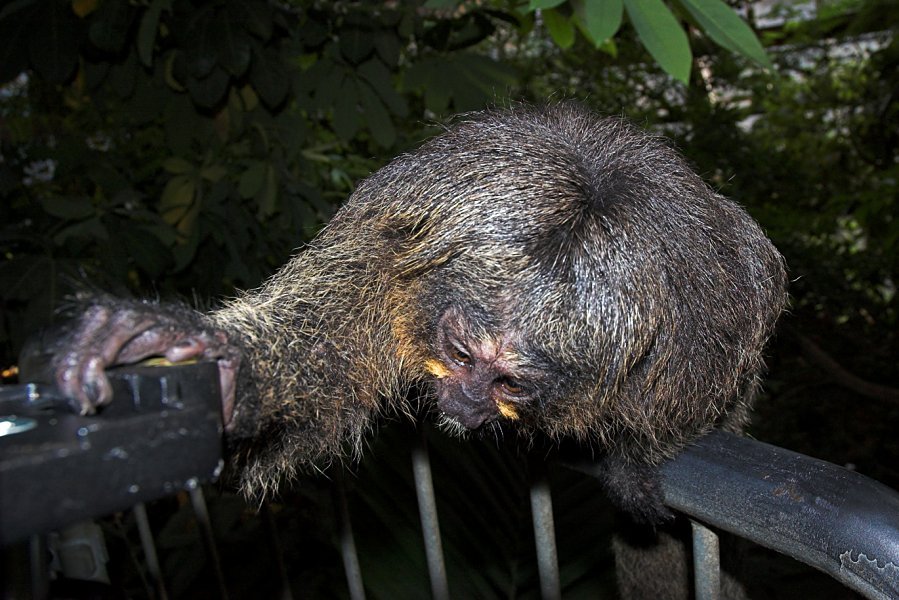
[691, 520, 721, 600]
[133, 503, 169, 600]
[260, 504, 295, 600]
[529, 462, 561, 600]
[411, 430, 450, 600]
[332, 472, 366, 600]
[187, 482, 230, 600]
[29, 535, 49, 600]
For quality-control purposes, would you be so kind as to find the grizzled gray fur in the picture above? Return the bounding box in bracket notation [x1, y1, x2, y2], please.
[47, 101, 786, 539]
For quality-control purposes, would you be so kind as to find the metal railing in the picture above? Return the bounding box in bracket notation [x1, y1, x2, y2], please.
[2, 364, 899, 599]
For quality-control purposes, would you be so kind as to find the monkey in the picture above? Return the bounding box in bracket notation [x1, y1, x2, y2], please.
[39, 102, 786, 595]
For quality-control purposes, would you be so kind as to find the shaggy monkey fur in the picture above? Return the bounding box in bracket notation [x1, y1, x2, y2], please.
[47, 102, 786, 528]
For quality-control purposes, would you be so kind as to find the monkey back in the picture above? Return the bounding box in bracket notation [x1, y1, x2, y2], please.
[323, 102, 788, 462]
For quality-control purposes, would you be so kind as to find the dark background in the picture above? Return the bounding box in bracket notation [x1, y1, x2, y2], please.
[1, 0, 896, 597]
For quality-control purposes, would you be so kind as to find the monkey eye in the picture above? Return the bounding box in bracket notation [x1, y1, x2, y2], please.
[496, 377, 524, 396]
[448, 344, 472, 367]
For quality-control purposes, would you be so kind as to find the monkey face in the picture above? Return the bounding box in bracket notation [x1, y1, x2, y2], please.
[424, 308, 545, 430]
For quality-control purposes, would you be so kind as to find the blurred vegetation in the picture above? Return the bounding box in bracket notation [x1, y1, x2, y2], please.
[1, 0, 897, 598]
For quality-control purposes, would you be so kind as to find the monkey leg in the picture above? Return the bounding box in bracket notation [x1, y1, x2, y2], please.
[613, 515, 749, 600]
[37, 297, 241, 426]
[596, 454, 675, 525]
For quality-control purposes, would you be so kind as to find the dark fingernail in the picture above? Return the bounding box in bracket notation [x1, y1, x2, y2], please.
[84, 380, 100, 404]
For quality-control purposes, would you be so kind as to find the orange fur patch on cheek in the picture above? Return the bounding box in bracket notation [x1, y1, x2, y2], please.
[497, 401, 519, 420]
[425, 359, 452, 379]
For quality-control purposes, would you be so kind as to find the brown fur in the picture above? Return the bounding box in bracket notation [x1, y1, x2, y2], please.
[43, 103, 787, 597]
[200, 102, 787, 499]
[44, 102, 786, 509]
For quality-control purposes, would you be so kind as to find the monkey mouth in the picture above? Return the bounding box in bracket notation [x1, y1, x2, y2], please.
[434, 414, 471, 438]
[435, 396, 499, 430]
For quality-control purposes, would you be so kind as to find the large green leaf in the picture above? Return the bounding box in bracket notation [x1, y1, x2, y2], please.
[571, 0, 623, 46]
[543, 8, 576, 49]
[159, 173, 199, 238]
[405, 57, 452, 113]
[358, 57, 408, 117]
[358, 81, 396, 147]
[214, 11, 252, 77]
[529, 0, 566, 9]
[184, 7, 218, 79]
[41, 196, 95, 220]
[678, 0, 772, 68]
[332, 78, 361, 141]
[405, 53, 517, 113]
[88, 0, 135, 54]
[228, 0, 273, 41]
[186, 65, 230, 109]
[137, 0, 172, 67]
[340, 27, 375, 65]
[624, 0, 691, 83]
[249, 46, 290, 108]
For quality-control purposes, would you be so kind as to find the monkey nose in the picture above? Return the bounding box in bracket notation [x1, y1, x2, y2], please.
[436, 394, 495, 429]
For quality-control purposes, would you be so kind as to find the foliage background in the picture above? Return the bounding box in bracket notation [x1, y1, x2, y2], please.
[1, 0, 897, 598]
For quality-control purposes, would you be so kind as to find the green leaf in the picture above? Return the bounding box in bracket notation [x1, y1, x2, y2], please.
[332, 78, 360, 140]
[529, 0, 565, 9]
[623, 0, 691, 83]
[571, 0, 623, 45]
[404, 58, 452, 113]
[340, 27, 375, 65]
[121, 226, 172, 277]
[159, 174, 199, 239]
[423, 0, 457, 8]
[542, 8, 575, 49]
[249, 46, 290, 108]
[137, 0, 172, 68]
[40, 196, 94, 220]
[456, 53, 518, 96]
[163, 157, 195, 174]
[358, 57, 408, 117]
[109, 50, 138, 98]
[358, 81, 396, 147]
[257, 164, 278, 218]
[185, 65, 230, 109]
[185, 8, 217, 78]
[239, 161, 267, 198]
[53, 217, 107, 245]
[373, 31, 401, 67]
[228, 0, 272, 41]
[404, 53, 516, 113]
[214, 12, 252, 77]
[88, 0, 134, 54]
[678, 0, 772, 68]
[200, 164, 228, 182]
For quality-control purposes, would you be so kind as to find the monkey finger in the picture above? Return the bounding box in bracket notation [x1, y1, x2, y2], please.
[80, 356, 114, 412]
[163, 337, 209, 363]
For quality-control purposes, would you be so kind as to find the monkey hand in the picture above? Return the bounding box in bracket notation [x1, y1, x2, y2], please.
[32, 298, 241, 427]
[598, 455, 674, 526]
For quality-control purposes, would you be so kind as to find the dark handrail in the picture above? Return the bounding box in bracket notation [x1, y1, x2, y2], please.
[663, 431, 899, 599]
[3, 366, 899, 599]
